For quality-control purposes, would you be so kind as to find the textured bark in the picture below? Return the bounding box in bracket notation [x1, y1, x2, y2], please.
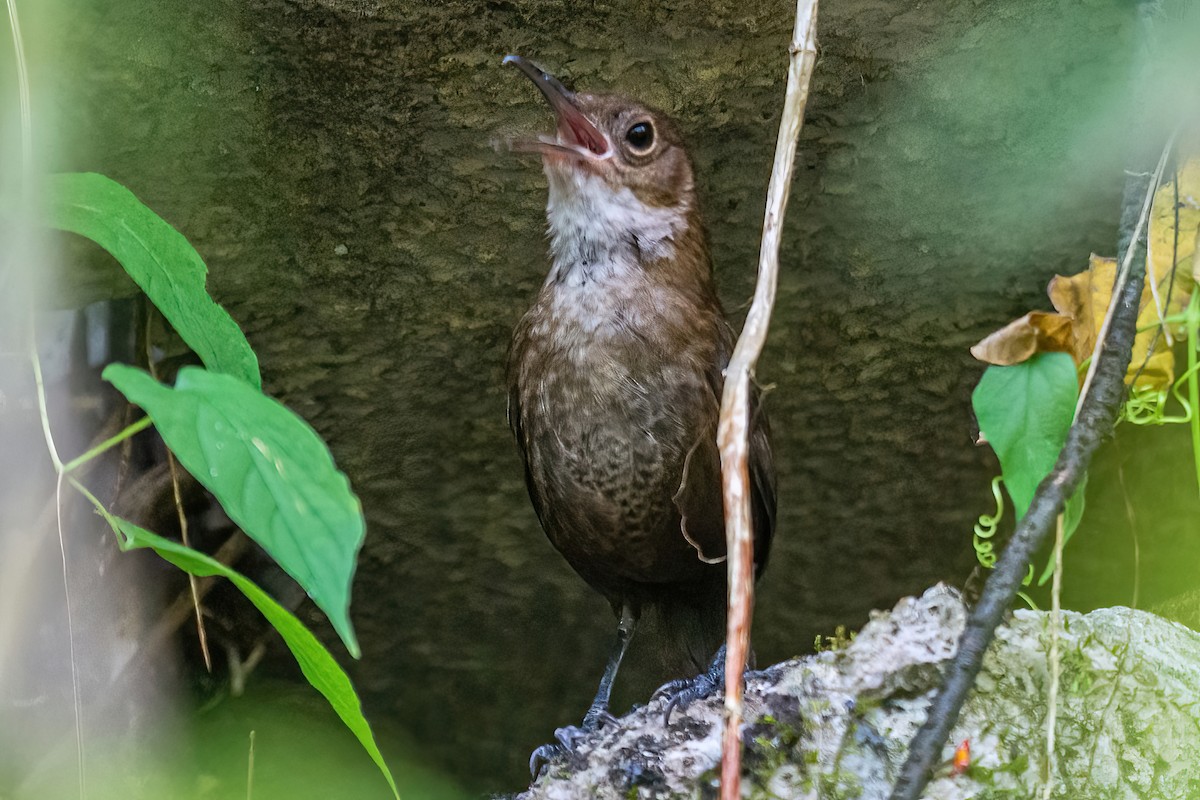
[514, 586, 1200, 799]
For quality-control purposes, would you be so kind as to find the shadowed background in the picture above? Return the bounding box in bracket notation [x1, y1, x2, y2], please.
[19, 0, 1200, 793]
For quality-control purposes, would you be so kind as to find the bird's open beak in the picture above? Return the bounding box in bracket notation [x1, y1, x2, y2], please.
[503, 55, 610, 160]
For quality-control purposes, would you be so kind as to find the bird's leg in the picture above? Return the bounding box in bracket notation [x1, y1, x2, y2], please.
[654, 643, 730, 724]
[582, 601, 638, 729]
[529, 603, 639, 778]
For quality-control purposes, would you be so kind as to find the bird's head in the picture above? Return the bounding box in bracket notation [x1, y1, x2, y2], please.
[503, 55, 699, 268]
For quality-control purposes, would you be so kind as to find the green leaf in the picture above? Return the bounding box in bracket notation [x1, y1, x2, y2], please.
[45, 173, 260, 389]
[103, 364, 363, 657]
[973, 353, 1079, 518]
[973, 353, 1087, 584]
[109, 517, 398, 799]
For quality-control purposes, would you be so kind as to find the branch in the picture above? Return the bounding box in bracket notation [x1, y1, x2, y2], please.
[716, 2, 817, 797]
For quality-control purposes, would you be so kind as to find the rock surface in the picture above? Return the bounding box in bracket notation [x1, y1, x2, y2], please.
[516, 586, 1200, 799]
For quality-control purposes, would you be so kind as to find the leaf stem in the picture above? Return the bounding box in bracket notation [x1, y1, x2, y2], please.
[68, 475, 110, 519]
[1135, 312, 1188, 332]
[29, 336, 64, 472]
[52, 468, 87, 800]
[61, 416, 152, 474]
[6, 0, 31, 174]
[1040, 513, 1064, 799]
[9, 0, 84, 792]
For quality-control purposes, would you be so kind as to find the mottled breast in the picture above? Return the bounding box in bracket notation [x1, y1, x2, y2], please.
[507, 273, 728, 596]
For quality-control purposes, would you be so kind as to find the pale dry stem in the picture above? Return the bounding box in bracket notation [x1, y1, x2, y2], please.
[716, 2, 818, 798]
[1041, 514, 1064, 800]
[1075, 134, 1176, 417]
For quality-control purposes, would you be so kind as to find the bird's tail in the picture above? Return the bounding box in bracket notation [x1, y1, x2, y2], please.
[648, 578, 727, 676]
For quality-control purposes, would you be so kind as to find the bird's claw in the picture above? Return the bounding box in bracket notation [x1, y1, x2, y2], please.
[651, 676, 692, 702]
[654, 646, 730, 725]
[528, 742, 563, 779]
[552, 723, 589, 751]
[581, 706, 618, 731]
[657, 669, 723, 725]
[528, 708, 619, 779]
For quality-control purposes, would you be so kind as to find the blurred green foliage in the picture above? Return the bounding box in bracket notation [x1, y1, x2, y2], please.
[7, 681, 469, 800]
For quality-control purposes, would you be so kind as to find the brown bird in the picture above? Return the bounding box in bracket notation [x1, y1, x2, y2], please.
[502, 55, 776, 774]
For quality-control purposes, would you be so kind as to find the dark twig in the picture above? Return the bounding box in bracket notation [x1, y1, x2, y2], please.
[888, 61, 1170, 800]
[124, 530, 249, 681]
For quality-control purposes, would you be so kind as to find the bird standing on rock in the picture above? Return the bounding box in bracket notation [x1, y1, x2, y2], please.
[501, 55, 776, 775]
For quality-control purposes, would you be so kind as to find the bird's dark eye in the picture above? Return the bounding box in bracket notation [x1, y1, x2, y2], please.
[625, 121, 655, 153]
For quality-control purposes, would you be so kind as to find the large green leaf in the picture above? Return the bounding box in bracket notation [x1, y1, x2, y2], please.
[104, 364, 363, 657]
[45, 172, 260, 389]
[973, 353, 1079, 517]
[973, 352, 1086, 579]
[109, 517, 398, 799]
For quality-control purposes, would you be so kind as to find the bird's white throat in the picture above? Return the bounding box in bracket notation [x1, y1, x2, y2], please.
[544, 165, 687, 289]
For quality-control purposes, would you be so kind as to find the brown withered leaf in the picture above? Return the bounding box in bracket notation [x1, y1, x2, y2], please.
[970, 311, 1074, 366]
[973, 157, 1200, 391]
[1047, 267, 1095, 361]
[974, 253, 1191, 391]
[1050, 254, 1188, 390]
[1147, 156, 1200, 289]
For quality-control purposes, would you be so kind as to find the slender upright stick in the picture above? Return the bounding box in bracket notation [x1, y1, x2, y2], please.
[717, 2, 818, 797]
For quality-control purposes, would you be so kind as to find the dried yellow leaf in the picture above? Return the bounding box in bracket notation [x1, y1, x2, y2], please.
[972, 156, 1200, 391]
[970, 312, 1073, 366]
[1148, 156, 1200, 297]
[1047, 267, 1097, 365]
[1066, 254, 1189, 391]
[976, 253, 1191, 391]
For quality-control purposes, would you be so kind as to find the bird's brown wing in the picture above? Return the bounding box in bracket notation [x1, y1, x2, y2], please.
[746, 380, 777, 576]
[506, 319, 551, 536]
[506, 377, 550, 536]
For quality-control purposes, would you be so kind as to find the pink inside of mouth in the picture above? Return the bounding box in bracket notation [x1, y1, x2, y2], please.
[506, 109, 609, 162]
[559, 116, 608, 157]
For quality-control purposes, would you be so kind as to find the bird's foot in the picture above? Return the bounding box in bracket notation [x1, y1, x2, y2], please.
[653, 645, 729, 725]
[528, 705, 618, 779]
